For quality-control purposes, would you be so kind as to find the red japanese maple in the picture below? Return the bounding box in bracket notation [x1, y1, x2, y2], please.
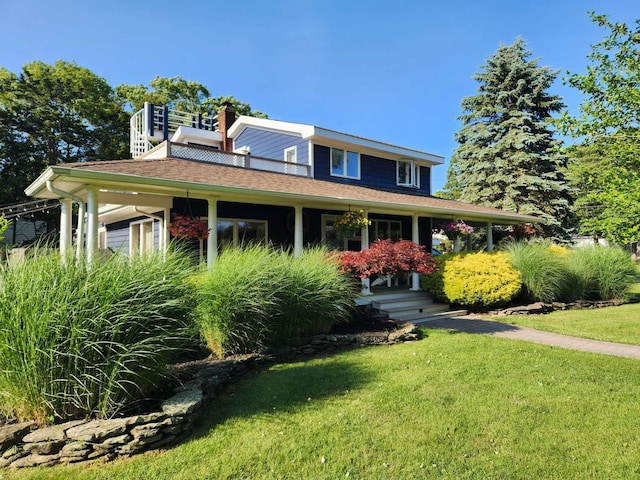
[339, 239, 437, 279]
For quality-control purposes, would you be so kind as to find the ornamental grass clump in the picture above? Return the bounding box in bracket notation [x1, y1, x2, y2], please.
[422, 252, 521, 307]
[503, 240, 571, 303]
[566, 246, 637, 301]
[191, 245, 354, 356]
[0, 248, 197, 424]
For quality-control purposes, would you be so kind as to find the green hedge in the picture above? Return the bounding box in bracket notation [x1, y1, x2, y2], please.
[191, 245, 355, 356]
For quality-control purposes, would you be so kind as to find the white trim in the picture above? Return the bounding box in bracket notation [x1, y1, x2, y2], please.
[308, 140, 315, 178]
[129, 218, 155, 256]
[284, 146, 297, 175]
[98, 226, 107, 251]
[330, 148, 360, 180]
[226, 115, 444, 164]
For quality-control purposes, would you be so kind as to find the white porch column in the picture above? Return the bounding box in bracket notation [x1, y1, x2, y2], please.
[410, 214, 421, 291]
[75, 202, 85, 259]
[86, 187, 99, 262]
[486, 222, 494, 251]
[207, 199, 218, 269]
[360, 210, 369, 251]
[163, 208, 170, 253]
[59, 199, 72, 257]
[294, 205, 303, 257]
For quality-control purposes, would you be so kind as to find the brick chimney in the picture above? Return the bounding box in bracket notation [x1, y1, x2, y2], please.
[218, 102, 236, 151]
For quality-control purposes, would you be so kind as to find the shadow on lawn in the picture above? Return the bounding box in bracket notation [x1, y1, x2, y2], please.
[187, 358, 375, 439]
[424, 317, 522, 335]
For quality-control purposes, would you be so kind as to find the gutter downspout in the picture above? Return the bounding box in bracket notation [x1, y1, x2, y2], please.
[46, 181, 85, 259]
[133, 207, 165, 253]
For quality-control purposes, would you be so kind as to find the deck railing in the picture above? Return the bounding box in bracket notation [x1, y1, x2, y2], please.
[130, 103, 219, 157]
[167, 142, 311, 177]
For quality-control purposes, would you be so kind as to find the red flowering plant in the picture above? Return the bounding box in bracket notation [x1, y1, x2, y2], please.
[339, 239, 437, 279]
[168, 214, 210, 240]
[512, 224, 537, 239]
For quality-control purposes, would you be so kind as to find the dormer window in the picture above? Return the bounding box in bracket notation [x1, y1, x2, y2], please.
[331, 148, 360, 179]
[397, 160, 419, 188]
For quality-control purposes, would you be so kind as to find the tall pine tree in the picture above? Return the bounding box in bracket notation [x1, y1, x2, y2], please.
[441, 38, 572, 240]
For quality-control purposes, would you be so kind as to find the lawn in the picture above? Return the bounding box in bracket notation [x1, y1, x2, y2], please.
[487, 299, 640, 345]
[6, 329, 640, 479]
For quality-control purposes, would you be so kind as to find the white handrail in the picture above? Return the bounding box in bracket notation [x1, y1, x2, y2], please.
[130, 104, 219, 157]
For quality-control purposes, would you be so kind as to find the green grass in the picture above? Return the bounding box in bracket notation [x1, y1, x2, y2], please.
[489, 301, 640, 345]
[7, 330, 640, 479]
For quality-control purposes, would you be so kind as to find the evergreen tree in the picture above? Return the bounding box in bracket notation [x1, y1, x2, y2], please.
[442, 38, 572, 240]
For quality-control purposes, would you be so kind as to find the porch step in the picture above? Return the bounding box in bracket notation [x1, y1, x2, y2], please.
[366, 289, 468, 324]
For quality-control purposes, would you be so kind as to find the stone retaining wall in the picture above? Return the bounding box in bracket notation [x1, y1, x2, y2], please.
[0, 324, 419, 468]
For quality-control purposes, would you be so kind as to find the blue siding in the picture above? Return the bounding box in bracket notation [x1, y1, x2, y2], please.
[234, 127, 308, 164]
[106, 224, 129, 252]
[105, 217, 162, 253]
[313, 145, 431, 195]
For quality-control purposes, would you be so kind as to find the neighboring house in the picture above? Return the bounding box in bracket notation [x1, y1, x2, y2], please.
[25, 103, 539, 273]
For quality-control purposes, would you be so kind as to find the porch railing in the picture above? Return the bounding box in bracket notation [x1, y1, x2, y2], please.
[167, 142, 312, 177]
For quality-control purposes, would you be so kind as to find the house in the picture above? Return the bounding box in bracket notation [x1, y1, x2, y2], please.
[25, 103, 539, 291]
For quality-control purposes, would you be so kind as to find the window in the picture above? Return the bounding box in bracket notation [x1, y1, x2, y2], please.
[331, 148, 360, 179]
[217, 218, 268, 249]
[284, 146, 297, 174]
[372, 220, 402, 241]
[397, 160, 419, 187]
[321, 214, 361, 251]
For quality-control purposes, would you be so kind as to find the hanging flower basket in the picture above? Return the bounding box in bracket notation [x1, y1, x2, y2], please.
[440, 220, 474, 240]
[168, 214, 210, 240]
[332, 210, 371, 237]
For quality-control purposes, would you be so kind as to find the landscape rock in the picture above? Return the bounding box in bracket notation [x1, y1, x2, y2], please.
[22, 420, 84, 443]
[0, 422, 33, 451]
[23, 440, 65, 455]
[161, 388, 202, 416]
[66, 419, 128, 442]
[10, 452, 60, 468]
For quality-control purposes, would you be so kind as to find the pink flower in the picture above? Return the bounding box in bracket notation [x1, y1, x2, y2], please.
[168, 214, 210, 240]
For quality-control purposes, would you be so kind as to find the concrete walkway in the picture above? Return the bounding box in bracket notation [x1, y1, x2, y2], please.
[422, 316, 640, 360]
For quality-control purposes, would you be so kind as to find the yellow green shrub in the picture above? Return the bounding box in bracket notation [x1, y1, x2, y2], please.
[547, 244, 569, 257]
[423, 252, 521, 307]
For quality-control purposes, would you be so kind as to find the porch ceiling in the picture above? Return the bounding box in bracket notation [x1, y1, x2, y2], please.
[26, 157, 541, 224]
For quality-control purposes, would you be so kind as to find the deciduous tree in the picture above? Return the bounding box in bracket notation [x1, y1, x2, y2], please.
[560, 13, 640, 247]
[0, 61, 129, 207]
[116, 76, 267, 117]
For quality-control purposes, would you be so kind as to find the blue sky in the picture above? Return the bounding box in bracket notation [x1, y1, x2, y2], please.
[1, 0, 638, 191]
